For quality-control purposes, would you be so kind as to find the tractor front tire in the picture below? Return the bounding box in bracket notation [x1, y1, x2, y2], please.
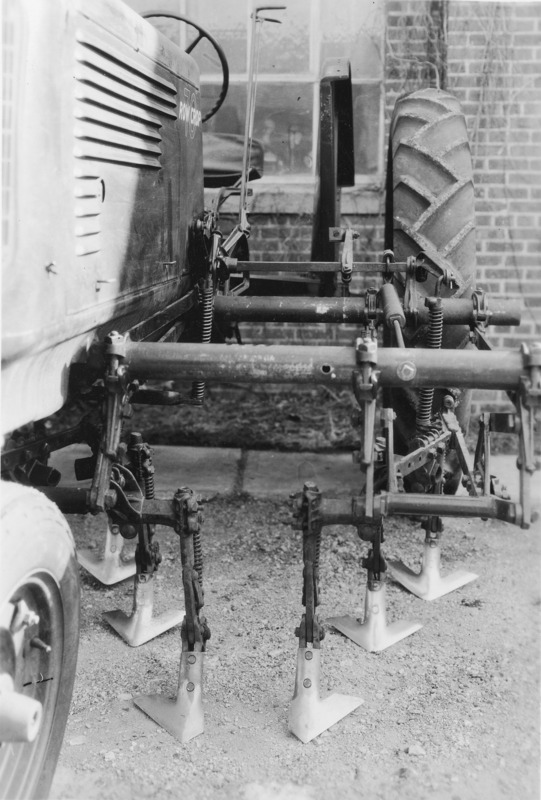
[0, 483, 80, 800]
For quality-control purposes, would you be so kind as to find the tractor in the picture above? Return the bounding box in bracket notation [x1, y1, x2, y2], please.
[1, 1, 539, 797]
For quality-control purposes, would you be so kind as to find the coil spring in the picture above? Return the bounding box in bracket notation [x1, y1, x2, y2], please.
[191, 283, 214, 403]
[144, 471, 155, 500]
[426, 301, 444, 348]
[193, 528, 203, 589]
[416, 298, 444, 430]
[314, 523, 321, 570]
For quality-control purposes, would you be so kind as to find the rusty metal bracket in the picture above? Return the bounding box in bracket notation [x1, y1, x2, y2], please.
[340, 228, 354, 295]
[295, 482, 324, 649]
[89, 332, 138, 513]
[353, 337, 380, 515]
[515, 343, 541, 527]
[404, 256, 420, 327]
[175, 489, 209, 651]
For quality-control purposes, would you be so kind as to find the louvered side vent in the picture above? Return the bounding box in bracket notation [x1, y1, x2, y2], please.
[73, 29, 177, 170]
[74, 172, 102, 256]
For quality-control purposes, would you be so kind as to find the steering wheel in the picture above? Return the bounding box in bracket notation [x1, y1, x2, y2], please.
[143, 12, 229, 123]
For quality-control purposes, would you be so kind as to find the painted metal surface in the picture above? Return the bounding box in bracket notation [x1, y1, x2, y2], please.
[2, 0, 204, 432]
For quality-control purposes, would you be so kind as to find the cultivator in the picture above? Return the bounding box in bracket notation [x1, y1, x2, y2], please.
[37, 284, 540, 747]
[1, 1, 540, 796]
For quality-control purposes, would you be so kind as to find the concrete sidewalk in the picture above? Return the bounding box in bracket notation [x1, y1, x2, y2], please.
[51, 444, 540, 511]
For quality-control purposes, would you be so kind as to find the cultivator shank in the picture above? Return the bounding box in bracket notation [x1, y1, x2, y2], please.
[289, 482, 363, 742]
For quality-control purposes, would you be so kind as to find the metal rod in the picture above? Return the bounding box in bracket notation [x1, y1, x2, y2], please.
[232, 260, 405, 273]
[213, 295, 522, 327]
[317, 494, 519, 526]
[215, 295, 372, 324]
[124, 342, 526, 390]
[393, 319, 405, 348]
[380, 493, 519, 525]
[39, 487, 90, 514]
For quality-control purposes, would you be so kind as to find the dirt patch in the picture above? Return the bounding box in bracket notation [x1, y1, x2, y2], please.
[125, 384, 521, 456]
[128, 385, 359, 452]
[52, 498, 540, 800]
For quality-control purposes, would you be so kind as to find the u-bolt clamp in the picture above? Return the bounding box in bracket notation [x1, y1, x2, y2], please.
[472, 289, 489, 330]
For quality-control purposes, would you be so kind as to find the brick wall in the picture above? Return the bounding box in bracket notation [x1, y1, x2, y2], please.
[218, 0, 540, 406]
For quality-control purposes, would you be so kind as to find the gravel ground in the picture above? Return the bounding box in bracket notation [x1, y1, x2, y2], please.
[51, 496, 540, 800]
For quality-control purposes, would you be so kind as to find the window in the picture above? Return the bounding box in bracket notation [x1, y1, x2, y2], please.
[148, 0, 384, 184]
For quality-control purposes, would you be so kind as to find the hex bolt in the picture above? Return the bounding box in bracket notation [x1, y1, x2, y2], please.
[303, 679, 312, 688]
[186, 682, 195, 693]
[396, 361, 417, 382]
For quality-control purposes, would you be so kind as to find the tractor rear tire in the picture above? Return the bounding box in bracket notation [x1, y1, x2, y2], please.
[0, 483, 80, 800]
[386, 87, 477, 492]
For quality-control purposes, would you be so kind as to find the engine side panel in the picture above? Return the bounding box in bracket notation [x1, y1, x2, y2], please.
[2, 0, 203, 359]
[2, 0, 204, 433]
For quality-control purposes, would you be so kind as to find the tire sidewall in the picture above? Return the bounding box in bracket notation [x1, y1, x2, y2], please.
[1, 483, 80, 800]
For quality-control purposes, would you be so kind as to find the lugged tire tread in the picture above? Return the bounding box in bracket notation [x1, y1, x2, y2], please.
[390, 88, 476, 295]
[393, 143, 456, 196]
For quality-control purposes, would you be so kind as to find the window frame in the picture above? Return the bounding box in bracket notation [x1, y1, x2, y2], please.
[176, 0, 385, 207]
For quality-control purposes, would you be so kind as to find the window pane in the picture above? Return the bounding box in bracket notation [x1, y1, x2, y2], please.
[258, 0, 311, 74]
[204, 83, 313, 176]
[254, 84, 313, 174]
[352, 84, 381, 175]
[184, 0, 248, 74]
[320, 0, 383, 79]
[203, 85, 246, 136]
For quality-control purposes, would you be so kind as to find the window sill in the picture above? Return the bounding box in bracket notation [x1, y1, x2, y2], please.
[205, 180, 383, 216]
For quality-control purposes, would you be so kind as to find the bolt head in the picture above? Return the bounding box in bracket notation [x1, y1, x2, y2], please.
[303, 679, 312, 689]
[397, 361, 417, 382]
[186, 682, 195, 693]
